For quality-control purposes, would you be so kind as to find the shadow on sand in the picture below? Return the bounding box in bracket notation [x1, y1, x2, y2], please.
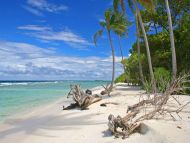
[0, 111, 106, 138]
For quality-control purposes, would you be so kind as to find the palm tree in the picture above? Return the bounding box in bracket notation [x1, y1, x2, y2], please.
[112, 12, 130, 71]
[127, 0, 145, 85]
[132, 0, 156, 92]
[113, 0, 156, 91]
[136, 12, 145, 85]
[94, 9, 119, 91]
[165, 0, 177, 80]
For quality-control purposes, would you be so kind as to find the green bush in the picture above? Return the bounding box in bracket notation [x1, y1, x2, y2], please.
[115, 73, 126, 83]
[180, 72, 190, 94]
[143, 79, 152, 93]
[154, 67, 171, 93]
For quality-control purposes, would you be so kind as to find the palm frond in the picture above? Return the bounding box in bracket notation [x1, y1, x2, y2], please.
[110, 14, 116, 25]
[93, 29, 104, 46]
[105, 9, 112, 21]
[111, 12, 131, 36]
[105, 9, 113, 29]
[138, 0, 156, 13]
[112, 23, 127, 36]
[100, 21, 106, 27]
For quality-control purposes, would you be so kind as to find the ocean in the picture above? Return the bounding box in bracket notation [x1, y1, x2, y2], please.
[0, 80, 109, 123]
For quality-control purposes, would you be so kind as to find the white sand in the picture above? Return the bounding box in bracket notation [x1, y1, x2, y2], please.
[0, 84, 190, 143]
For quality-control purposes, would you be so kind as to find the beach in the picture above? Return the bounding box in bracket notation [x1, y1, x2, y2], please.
[0, 81, 109, 123]
[0, 83, 190, 143]
[0, 0, 190, 142]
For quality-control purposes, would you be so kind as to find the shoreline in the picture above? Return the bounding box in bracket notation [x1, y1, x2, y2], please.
[0, 84, 104, 127]
[0, 83, 106, 125]
[0, 83, 190, 143]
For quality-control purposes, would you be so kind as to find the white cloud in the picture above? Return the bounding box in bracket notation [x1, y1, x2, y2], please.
[18, 25, 51, 31]
[24, 0, 68, 15]
[23, 6, 43, 16]
[34, 30, 91, 45]
[0, 41, 54, 56]
[18, 25, 92, 49]
[0, 41, 123, 80]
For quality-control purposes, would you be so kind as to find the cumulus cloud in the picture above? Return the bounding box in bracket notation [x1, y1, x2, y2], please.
[0, 41, 123, 80]
[18, 25, 92, 49]
[24, 0, 68, 16]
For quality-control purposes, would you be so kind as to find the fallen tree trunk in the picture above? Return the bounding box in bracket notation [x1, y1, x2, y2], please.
[64, 85, 102, 110]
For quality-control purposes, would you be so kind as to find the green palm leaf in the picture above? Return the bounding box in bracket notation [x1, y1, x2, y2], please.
[138, 0, 156, 13]
[93, 29, 104, 46]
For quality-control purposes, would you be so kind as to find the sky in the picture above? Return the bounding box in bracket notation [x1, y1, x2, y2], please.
[0, 0, 136, 80]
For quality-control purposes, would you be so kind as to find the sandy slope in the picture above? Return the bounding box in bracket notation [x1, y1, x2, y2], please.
[0, 84, 190, 143]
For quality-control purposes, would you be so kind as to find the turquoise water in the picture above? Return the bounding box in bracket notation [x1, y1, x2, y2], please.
[0, 80, 108, 122]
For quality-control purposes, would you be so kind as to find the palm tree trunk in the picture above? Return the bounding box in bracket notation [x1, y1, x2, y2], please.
[107, 30, 115, 90]
[120, 0, 126, 16]
[165, 0, 177, 80]
[132, 0, 156, 93]
[136, 12, 145, 86]
[118, 35, 125, 71]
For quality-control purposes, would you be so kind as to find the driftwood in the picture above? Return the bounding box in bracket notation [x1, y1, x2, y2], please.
[100, 102, 119, 107]
[86, 89, 92, 95]
[127, 74, 189, 113]
[101, 84, 112, 96]
[108, 74, 190, 139]
[64, 85, 102, 110]
[108, 111, 143, 139]
[63, 103, 78, 110]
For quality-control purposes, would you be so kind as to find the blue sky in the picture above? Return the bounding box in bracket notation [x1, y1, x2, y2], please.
[0, 0, 136, 80]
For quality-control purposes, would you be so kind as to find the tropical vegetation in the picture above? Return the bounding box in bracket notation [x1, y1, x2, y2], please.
[94, 0, 190, 93]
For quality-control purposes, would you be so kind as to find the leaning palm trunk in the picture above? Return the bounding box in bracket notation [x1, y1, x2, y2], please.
[136, 12, 145, 86]
[108, 30, 115, 91]
[132, 0, 156, 93]
[118, 35, 125, 71]
[165, 0, 177, 81]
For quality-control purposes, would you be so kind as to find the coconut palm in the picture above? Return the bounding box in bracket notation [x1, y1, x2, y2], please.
[94, 9, 127, 91]
[113, 0, 155, 91]
[132, 0, 157, 92]
[112, 12, 130, 71]
[165, 0, 177, 80]
[127, 0, 145, 85]
[136, 12, 145, 85]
